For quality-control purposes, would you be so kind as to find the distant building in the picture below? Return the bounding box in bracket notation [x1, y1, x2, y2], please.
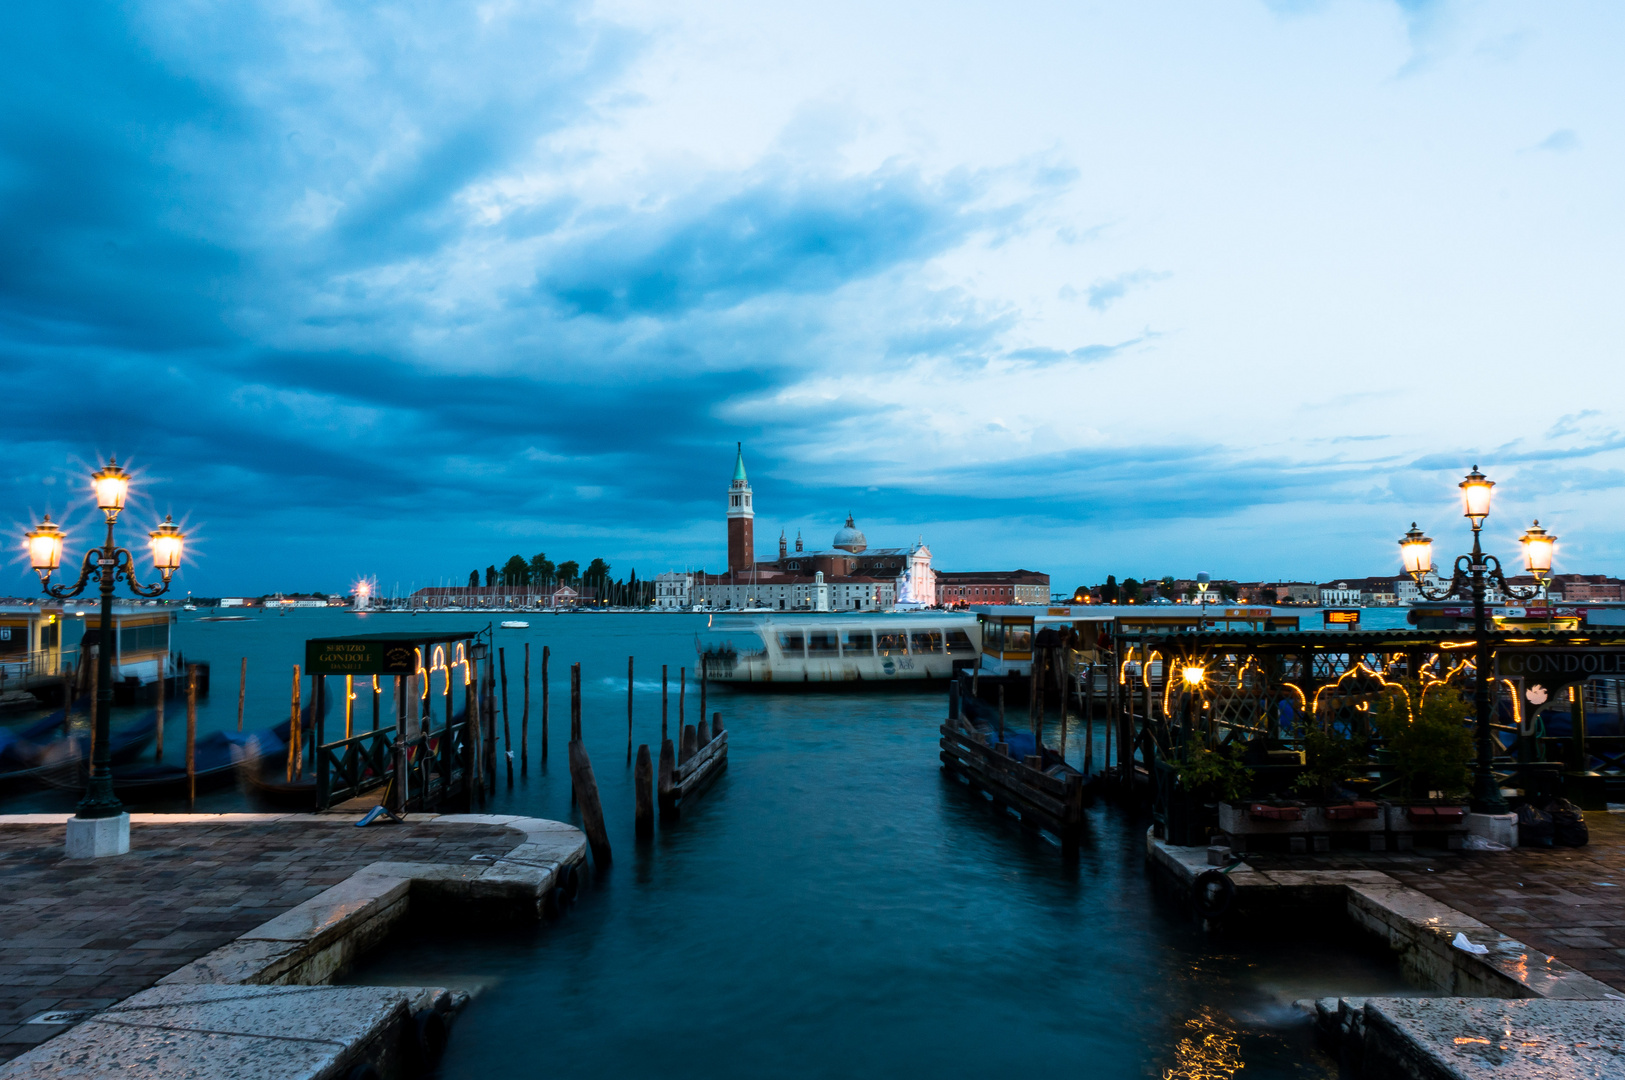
[689, 447, 927, 611]
[938, 570, 1051, 607]
[1318, 582, 1362, 607]
[653, 572, 693, 611]
[410, 585, 594, 609]
[1546, 575, 1625, 603]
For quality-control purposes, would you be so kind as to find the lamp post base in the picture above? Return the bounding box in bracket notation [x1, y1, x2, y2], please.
[65, 812, 130, 859]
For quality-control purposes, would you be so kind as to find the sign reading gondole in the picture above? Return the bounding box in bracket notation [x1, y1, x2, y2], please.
[1498, 649, 1625, 690]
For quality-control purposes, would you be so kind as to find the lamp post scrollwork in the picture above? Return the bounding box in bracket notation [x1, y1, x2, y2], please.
[25, 458, 186, 825]
[1398, 466, 1555, 815]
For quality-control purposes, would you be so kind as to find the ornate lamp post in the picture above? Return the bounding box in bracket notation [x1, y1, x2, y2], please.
[1398, 466, 1553, 814]
[25, 458, 186, 857]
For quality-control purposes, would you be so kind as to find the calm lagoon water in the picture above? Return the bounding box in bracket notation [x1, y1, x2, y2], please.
[4, 609, 1419, 1077]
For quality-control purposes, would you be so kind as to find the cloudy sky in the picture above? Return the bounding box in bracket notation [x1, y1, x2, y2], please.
[3, 0, 1621, 596]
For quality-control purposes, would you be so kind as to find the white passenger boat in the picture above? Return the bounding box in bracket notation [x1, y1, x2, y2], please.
[698, 614, 980, 686]
[500, 620, 530, 629]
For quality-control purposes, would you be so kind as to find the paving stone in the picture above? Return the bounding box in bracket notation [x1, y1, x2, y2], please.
[0, 818, 517, 1065]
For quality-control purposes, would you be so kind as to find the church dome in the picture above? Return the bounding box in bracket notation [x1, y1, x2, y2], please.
[833, 515, 867, 554]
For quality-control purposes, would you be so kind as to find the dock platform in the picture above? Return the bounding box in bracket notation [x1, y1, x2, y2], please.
[0, 813, 586, 1075]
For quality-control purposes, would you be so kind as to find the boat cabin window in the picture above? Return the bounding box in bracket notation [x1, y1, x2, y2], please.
[910, 630, 943, 654]
[842, 631, 874, 656]
[777, 631, 805, 657]
[946, 629, 976, 654]
[119, 620, 170, 655]
[876, 631, 907, 655]
[806, 630, 839, 658]
[1003, 624, 1032, 653]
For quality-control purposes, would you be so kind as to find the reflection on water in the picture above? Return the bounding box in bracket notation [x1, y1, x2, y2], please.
[6, 612, 1417, 1077]
[1165, 1007, 1246, 1080]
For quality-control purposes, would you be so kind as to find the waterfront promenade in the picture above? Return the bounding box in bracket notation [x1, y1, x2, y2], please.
[0, 815, 541, 1065]
[1246, 810, 1625, 994]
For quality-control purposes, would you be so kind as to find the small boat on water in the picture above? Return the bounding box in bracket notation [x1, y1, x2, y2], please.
[3, 702, 160, 791]
[500, 620, 530, 629]
[698, 613, 981, 687]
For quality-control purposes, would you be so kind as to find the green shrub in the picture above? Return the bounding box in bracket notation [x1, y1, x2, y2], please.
[1292, 721, 1368, 799]
[1371, 680, 1472, 800]
[1178, 743, 1255, 802]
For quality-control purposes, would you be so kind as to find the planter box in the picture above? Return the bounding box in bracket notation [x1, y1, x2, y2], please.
[1323, 801, 1381, 822]
[1385, 803, 1469, 850]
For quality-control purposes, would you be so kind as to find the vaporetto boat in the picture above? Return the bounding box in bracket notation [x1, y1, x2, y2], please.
[698, 613, 981, 686]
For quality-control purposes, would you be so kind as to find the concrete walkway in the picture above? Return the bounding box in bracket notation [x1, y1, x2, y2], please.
[0, 814, 555, 1065]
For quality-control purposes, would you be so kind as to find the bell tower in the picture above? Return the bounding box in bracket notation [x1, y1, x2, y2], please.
[727, 443, 754, 573]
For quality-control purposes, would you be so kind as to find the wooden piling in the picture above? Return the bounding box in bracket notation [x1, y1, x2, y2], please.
[697, 716, 710, 746]
[568, 736, 611, 865]
[1083, 667, 1094, 777]
[679, 667, 686, 733]
[540, 645, 550, 761]
[154, 661, 165, 761]
[186, 664, 198, 809]
[1058, 668, 1069, 766]
[627, 656, 634, 763]
[657, 736, 675, 817]
[345, 674, 354, 739]
[681, 724, 696, 764]
[372, 675, 380, 731]
[661, 665, 668, 742]
[570, 662, 581, 806]
[521, 642, 530, 775]
[699, 666, 706, 734]
[237, 657, 247, 732]
[499, 647, 512, 785]
[634, 743, 653, 838]
[287, 665, 301, 782]
[713, 711, 723, 735]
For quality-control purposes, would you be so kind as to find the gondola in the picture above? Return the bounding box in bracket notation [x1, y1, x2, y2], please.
[1, 700, 158, 792]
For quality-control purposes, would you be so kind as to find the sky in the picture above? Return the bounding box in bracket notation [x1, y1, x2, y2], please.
[3, 0, 1622, 597]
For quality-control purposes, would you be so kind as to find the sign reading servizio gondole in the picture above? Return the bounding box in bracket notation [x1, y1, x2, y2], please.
[304, 639, 417, 675]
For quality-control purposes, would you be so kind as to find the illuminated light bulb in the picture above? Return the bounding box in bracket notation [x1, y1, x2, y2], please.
[149, 516, 185, 573]
[93, 458, 130, 514]
[26, 515, 64, 572]
[1399, 523, 1433, 579]
[1460, 465, 1493, 524]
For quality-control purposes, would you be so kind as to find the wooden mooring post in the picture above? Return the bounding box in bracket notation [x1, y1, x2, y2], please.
[499, 647, 513, 785]
[186, 664, 199, 808]
[634, 743, 653, 838]
[154, 662, 165, 761]
[541, 645, 550, 762]
[521, 642, 530, 776]
[567, 662, 612, 865]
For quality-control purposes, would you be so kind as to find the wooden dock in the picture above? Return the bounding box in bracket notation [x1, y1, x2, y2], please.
[939, 716, 1087, 845]
[658, 713, 728, 819]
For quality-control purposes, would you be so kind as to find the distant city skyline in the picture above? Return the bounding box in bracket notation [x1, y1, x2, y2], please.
[5, 3, 1623, 595]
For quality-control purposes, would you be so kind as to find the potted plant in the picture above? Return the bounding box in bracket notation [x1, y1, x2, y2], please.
[1372, 679, 1473, 844]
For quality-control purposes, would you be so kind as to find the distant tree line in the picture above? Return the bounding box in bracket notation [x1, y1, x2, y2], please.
[464, 552, 654, 607]
[1071, 575, 1239, 605]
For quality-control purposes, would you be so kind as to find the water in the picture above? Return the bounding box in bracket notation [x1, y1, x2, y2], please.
[3, 610, 1421, 1076]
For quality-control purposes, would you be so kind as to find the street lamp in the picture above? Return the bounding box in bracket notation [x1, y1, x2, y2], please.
[1397, 465, 1546, 814]
[25, 457, 186, 856]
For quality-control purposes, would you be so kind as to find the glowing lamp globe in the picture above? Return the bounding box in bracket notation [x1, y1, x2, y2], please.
[1399, 523, 1433, 579]
[92, 458, 130, 514]
[1459, 466, 1494, 524]
[148, 516, 185, 574]
[1520, 520, 1556, 577]
[26, 515, 64, 573]
[1181, 665, 1205, 688]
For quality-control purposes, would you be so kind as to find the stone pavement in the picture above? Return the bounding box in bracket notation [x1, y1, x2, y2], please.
[1245, 810, 1625, 994]
[0, 816, 519, 1064]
